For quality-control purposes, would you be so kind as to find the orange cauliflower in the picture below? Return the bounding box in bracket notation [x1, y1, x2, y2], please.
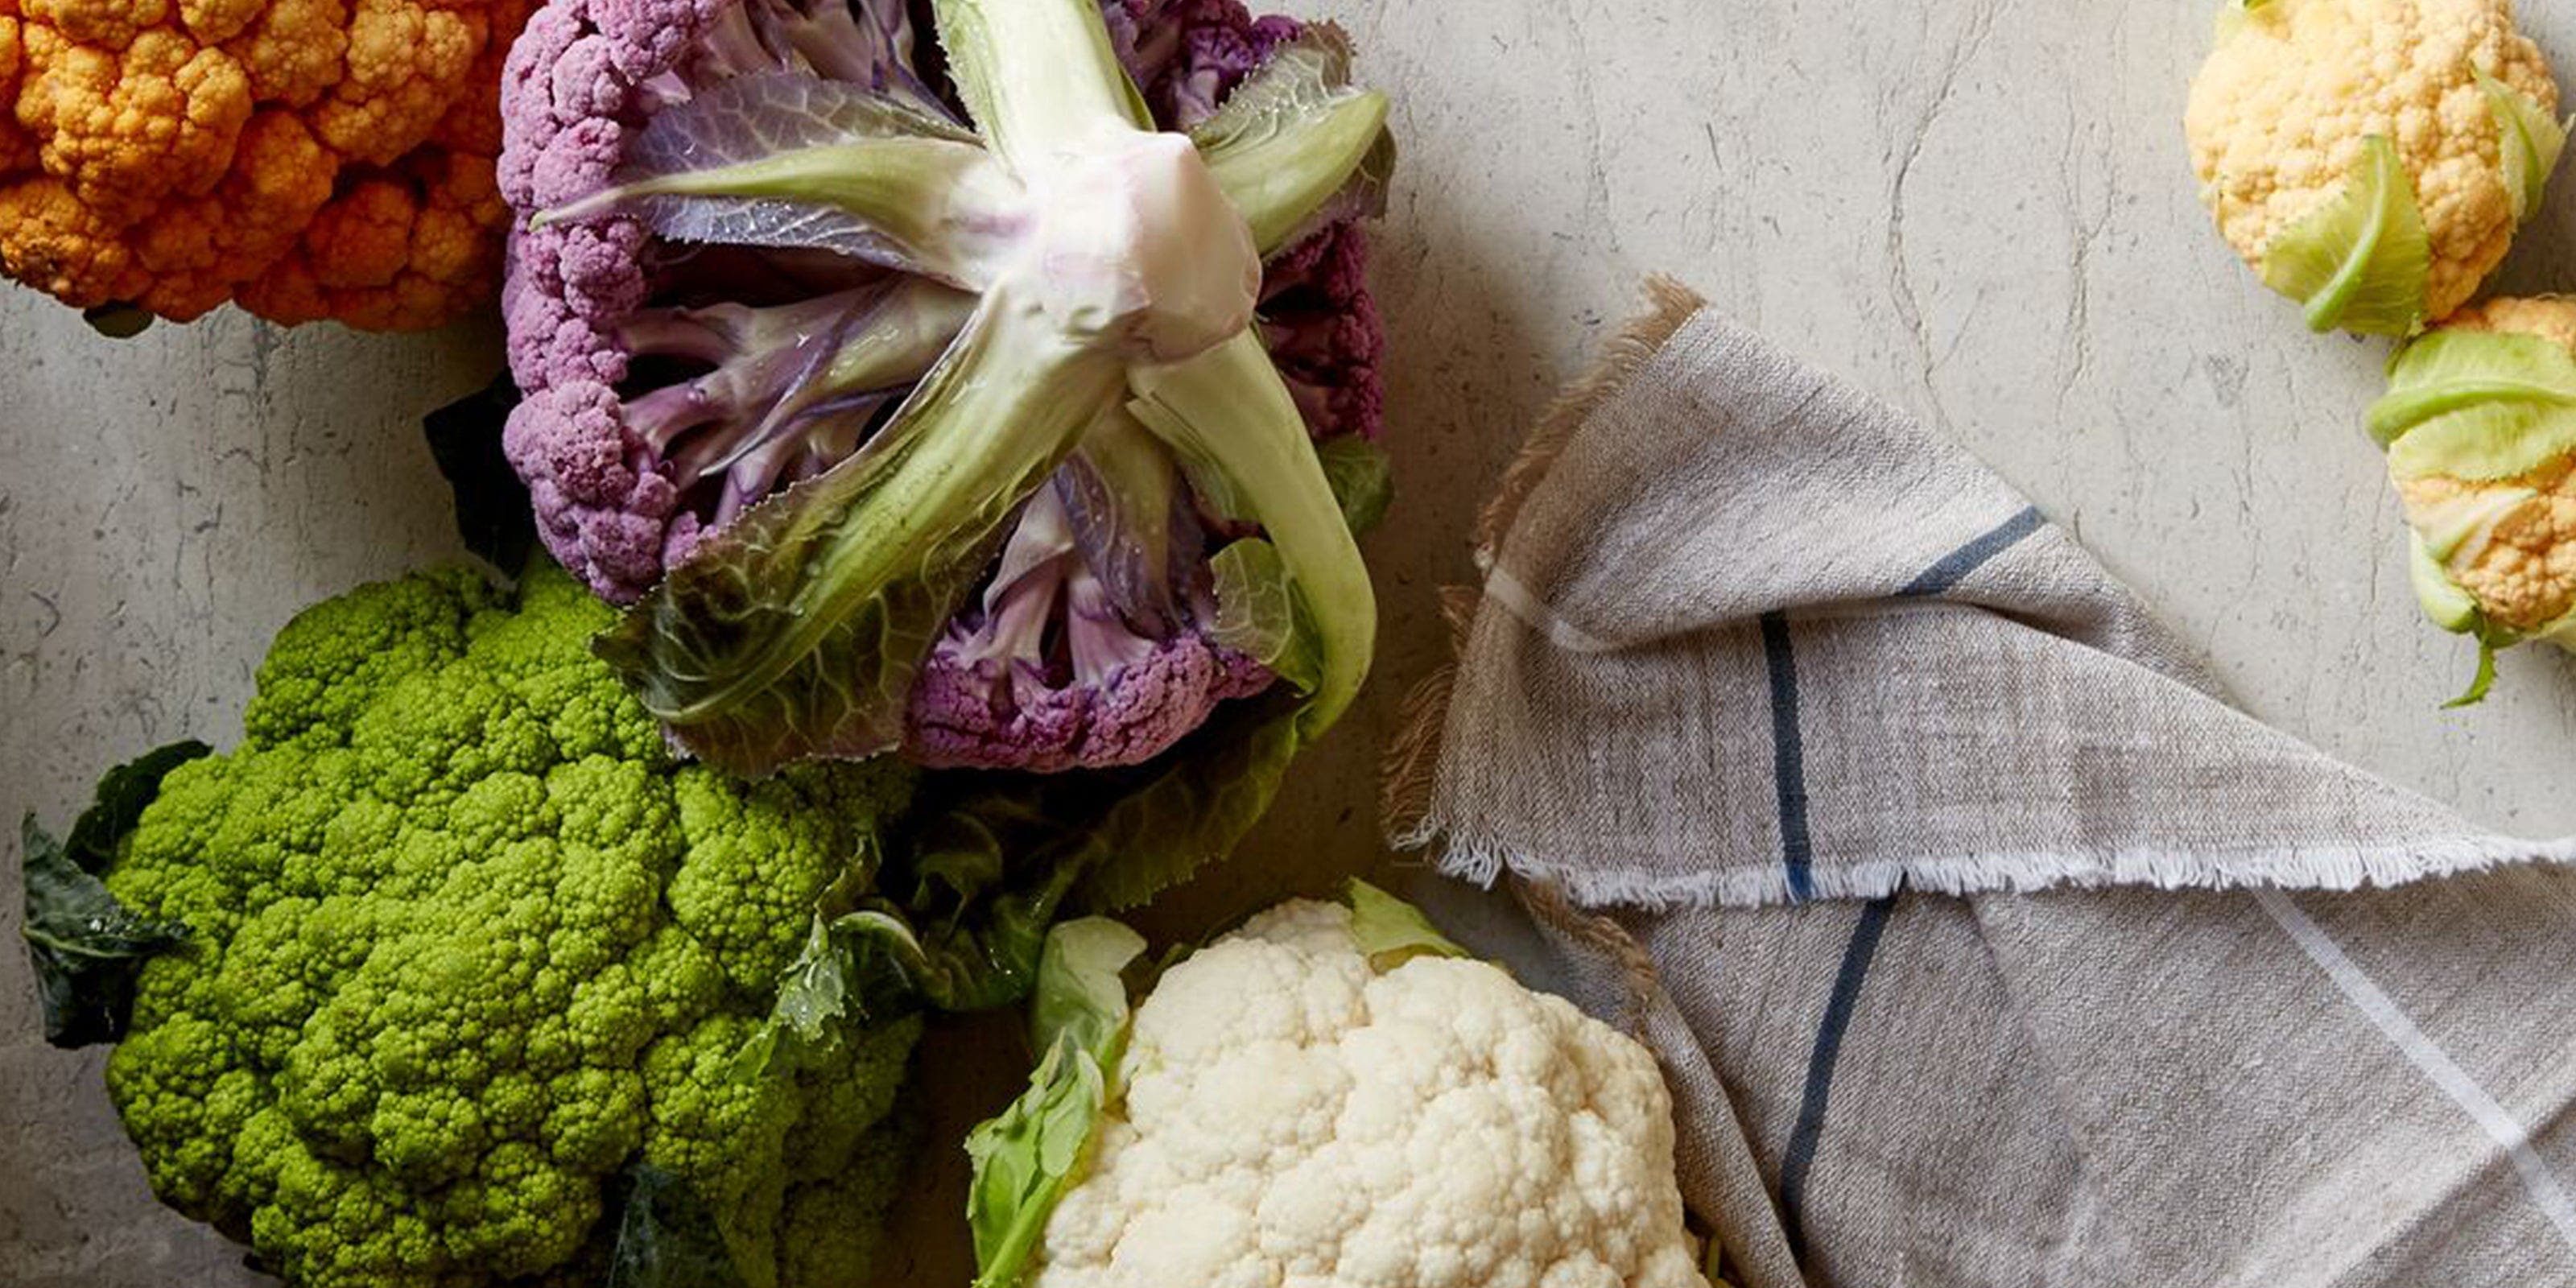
[2185, 0, 2564, 335]
[0, 0, 530, 329]
[2367, 295, 2576, 703]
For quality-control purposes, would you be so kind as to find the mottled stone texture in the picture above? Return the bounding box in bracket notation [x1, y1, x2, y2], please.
[6, 1, 2576, 1283]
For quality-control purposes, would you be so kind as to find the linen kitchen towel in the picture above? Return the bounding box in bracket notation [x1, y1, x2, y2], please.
[1390, 281, 2576, 1288]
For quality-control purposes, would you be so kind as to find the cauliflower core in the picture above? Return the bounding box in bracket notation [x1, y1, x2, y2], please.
[1029, 900, 1711, 1288]
[2396, 295, 2576, 633]
[2185, 0, 2557, 324]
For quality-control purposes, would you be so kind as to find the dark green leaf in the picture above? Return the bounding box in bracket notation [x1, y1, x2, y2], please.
[64, 740, 211, 871]
[423, 375, 536, 576]
[21, 741, 209, 1047]
[604, 1165, 750, 1288]
[1067, 692, 1307, 911]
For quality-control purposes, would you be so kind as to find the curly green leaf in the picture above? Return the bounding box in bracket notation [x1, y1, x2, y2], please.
[965, 919, 1144, 1288]
[2479, 68, 2568, 224]
[2260, 135, 2429, 336]
[2372, 329, 2576, 479]
[1189, 25, 1394, 254]
[1342, 878, 1468, 972]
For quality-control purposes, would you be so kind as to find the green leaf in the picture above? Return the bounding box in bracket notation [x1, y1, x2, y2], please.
[2445, 637, 2504, 708]
[1342, 878, 1468, 972]
[422, 375, 535, 577]
[2213, 0, 2278, 40]
[964, 919, 1144, 1288]
[604, 1165, 752, 1288]
[1126, 332, 1377, 739]
[1027, 918, 1145, 1060]
[964, 1041, 1104, 1288]
[2407, 530, 2485, 634]
[1069, 691, 1308, 910]
[1189, 25, 1395, 254]
[1208, 539, 1322, 695]
[1314, 435, 1394, 536]
[2372, 329, 2576, 480]
[933, 0, 1151, 171]
[537, 76, 1020, 288]
[2479, 68, 2568, 224]
[2405, 532, 2519, 708]
[596, 297, 1127, 775]
[2410, 484, 2537, 563]
[20, 741, 210, 1048]
[2260, 134, 2429, 336]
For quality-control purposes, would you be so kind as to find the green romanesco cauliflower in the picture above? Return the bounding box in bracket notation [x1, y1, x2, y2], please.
[97, 563, 923, 1288]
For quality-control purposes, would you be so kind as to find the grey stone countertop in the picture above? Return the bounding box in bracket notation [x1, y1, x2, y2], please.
[6, 1, 2574, 1283]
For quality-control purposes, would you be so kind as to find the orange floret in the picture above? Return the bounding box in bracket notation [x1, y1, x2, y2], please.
[0, 0, 525, 328]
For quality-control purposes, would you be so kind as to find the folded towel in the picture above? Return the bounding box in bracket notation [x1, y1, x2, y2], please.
[1390, 283, 2576, 1288]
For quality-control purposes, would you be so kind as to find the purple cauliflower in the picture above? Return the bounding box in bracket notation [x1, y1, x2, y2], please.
[498, 0, 1391, 776]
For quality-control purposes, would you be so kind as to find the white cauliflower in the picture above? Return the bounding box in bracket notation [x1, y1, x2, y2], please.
[967, 887, 1714, 1288]
[2368, 295, 2576, 703]
[2185, 0, 2564, 333]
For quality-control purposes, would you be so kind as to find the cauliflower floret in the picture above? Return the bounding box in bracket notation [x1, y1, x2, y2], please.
[94, 563, 921, 1288]
[1027, 899, 1711, 1288]
[2390, 297, 2576, 633]
[0, 0, 524, 327]
[2366, 295, 2576, 701]
[2185, 0, 2560, 330]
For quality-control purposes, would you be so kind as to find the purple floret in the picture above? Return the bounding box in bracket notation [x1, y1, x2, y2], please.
[906, 485, 1269, 772]
[497, 0, 1385, 772]
[1106, 0, 1302, 126]
[1258, 221, 1382, 442]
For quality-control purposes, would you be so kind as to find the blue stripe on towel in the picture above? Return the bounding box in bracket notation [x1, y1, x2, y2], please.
[1779, 891, 1901, 1265]
[1759, 610, 1814, 902]
[1897, 504, 2045, 598]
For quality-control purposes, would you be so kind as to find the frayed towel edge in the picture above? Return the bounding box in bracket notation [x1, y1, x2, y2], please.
[1396, 817, 2576, 909]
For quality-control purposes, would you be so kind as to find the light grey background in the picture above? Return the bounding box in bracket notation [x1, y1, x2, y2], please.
[6, 0, 2574, 1282]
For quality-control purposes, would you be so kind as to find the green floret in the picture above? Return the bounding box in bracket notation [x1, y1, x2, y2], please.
[89, 564, 923, 1288]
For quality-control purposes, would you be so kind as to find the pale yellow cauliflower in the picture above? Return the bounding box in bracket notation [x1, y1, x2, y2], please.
[2368, 295, 2576, 701]
[1023, 898, 1711, 1288]
[2186, 0, 2562, 332]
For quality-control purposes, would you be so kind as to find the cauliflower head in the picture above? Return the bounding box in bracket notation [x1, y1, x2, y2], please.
[2185, 0, 2563, 333]
[2367, 294, 2576, 702]
[0, 0, 533, 328]
[987, 893, 1712, 1288]
[95, 562, 921, 1287]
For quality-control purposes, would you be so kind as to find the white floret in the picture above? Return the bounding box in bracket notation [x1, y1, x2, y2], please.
[1027, 900, 1711, 1288]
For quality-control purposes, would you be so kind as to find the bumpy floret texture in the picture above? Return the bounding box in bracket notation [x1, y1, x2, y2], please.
[99, 563, 919, 1288]
[0, 0, 532, 327]
[2185, 0, 2556, 321]
[1028, 900, 1711, 1288]
[2399, 295, 2576, 631]
[495, 0, 1382, 602]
